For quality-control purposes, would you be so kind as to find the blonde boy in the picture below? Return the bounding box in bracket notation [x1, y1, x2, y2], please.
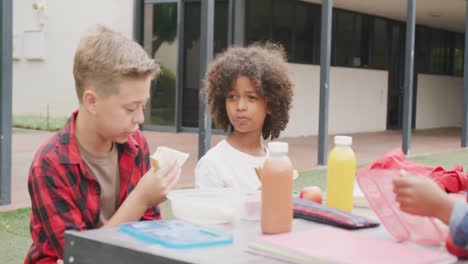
[25, 26, 180, 263]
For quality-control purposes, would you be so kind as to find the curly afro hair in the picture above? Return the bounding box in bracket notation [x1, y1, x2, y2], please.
[203, 43, 294, 140]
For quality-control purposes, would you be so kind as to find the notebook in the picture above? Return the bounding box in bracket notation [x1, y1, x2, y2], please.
[293, 197, 379, 230]
[119, 220, 233, 249]
[247, 226, 456, 264]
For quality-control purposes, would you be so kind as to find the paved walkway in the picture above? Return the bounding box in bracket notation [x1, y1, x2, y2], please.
[0, 127, 465, 211]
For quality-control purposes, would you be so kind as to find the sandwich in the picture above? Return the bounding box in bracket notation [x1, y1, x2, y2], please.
[150, 146, 190, 171]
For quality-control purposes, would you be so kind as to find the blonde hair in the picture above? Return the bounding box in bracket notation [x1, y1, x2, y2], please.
[73, 25, 160, 102]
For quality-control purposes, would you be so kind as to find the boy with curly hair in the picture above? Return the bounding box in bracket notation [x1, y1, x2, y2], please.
[25, 26, 181, 263]
[195, 43, 294, 192]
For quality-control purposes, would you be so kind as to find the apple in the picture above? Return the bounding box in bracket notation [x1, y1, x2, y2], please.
[300, 186, 323, 204]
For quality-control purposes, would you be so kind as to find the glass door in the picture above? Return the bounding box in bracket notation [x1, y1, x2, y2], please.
[143, 0, 180, 130]
[386, 22, 417, 130]
[142, 0, 230, 132]
[181, 0, 229, 130]
[386, 23, 405, 130]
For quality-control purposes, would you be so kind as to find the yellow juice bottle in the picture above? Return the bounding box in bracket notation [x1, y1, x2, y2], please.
[325, 136, 356, 212]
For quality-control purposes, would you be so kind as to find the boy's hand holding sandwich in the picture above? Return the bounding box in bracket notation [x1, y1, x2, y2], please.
[135, 147, 189, 207]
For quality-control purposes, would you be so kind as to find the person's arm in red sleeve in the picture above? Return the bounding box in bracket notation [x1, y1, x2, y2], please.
[26, 165, 86, 263]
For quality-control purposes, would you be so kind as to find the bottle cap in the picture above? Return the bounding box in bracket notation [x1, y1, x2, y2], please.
[334, 136, 352, 146]
[268, 142, 289, 154]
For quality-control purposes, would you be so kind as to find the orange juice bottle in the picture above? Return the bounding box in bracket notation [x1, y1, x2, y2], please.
[325, 136, 356, 212]
[261, 142, 293, 234]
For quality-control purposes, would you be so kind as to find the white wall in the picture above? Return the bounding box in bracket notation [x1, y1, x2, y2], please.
[284, 64, 388, 137]
[13, 0, 134, 117]
[416, 74, 463, 129]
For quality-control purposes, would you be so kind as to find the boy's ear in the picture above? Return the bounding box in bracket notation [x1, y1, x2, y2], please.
[82, 88, 98, 114]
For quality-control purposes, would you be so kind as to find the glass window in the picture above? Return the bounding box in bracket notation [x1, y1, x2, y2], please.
[245, 0, 273, 44]
[431, 30, 446, 74]
[244, 0, 463, 76]
[368, 18, 387, 69]
[443, 31, 455, 75]
[333, 10, 362, 67]
[181, 1, 200, 128]
[143, 3, 178, 126]
[415, 27, 431, 74]
[454, 33, 464, 76]
[294, 2, 320, 64]
[415, 26, 460, 76]
[272, 0, 294, 60]
[246, 0, 321, 65]
[181, 0, 229, 128]
[214, 0, 228, 54]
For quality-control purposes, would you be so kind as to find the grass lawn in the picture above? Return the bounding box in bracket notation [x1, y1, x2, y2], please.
[0, 208, 32, 264]
[13, 115, 68, 131]
[2, 149, 468, 263]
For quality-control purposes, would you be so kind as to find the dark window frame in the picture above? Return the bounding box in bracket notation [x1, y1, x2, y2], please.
[244, 0, 464, 77]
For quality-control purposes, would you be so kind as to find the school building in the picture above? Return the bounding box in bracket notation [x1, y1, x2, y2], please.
[0, 0, 464, 159]
[9, 0, 466, 137]
[1, 0, 467, 204]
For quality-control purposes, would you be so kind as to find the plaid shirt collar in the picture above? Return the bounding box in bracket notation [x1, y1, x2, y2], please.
[57, 110, 139, 165]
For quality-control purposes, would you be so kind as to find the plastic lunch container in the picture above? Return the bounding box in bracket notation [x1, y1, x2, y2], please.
[240, 190, 261, 221]
[167, 188, 242, 225]
[356, 169, 445, 245]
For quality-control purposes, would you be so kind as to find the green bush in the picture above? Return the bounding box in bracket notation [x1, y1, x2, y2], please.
[150, 65, 176, 126]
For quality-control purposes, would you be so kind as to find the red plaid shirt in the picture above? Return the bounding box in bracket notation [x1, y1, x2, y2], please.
[25, 111, 161, 263]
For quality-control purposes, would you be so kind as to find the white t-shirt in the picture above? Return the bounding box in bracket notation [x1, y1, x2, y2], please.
[195, 139, 268, 193]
